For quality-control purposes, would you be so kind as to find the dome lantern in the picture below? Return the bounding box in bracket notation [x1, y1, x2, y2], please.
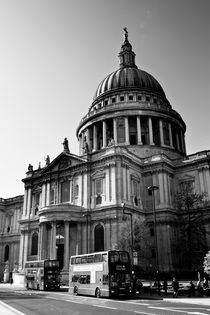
[118, 27, 137, 69]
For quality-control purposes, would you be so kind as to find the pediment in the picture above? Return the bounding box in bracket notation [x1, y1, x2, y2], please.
[41, 152, 87, 174]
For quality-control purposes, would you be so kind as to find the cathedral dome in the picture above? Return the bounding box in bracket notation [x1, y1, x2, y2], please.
[77, 29, 186, 159]
[93, 67, 166, 101]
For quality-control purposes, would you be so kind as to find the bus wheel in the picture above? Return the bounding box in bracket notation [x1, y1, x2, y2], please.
[74, 286, 78, 296]
[95, 287, 101, 298]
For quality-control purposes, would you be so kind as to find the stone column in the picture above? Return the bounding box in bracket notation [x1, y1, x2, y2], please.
[180, 130, 185, 153]
[86, 128, 90, 152]
[38, 223, 44, 260]
[93, 125, 97, 151]
[102, 120, 107, 148]
[23, 189, 28, 217]
[148, 117, 154, 145]
[176, 132, 180, 151]
[168, 123, 173, 148]
[46, 182, 50, 206]
[137, 116, 142, 144]
[125, 117, 130, 145]
[39, 222, 47, 260]
[159, 119, 164, 146]
[64, 221, 70, 271]
[50, 221, 57, 260]
[23, 231, 29, 268]
[105, 166, 110, 203]
[158, 172, 164, 205]
[111, 164, 116, 202]
[26, 188, 31, 217]
[113, 118, 117, 144]
[79, 133, 83, 155]
[41, 184, 46, 208]
[18, 231, 25, 271]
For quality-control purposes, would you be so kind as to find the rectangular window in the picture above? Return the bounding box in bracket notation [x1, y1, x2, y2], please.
[137, 95, 142, 101]
[151, 249, 156, 258]
[129, 95, 133, 101]
[112, 97, 116, 103]
[61, 181, 70, 202]
[120, 96, 124, 102]
[50, 189, 55, 204]
[146, 96, 150, 102]
[95, 179, 103, 194]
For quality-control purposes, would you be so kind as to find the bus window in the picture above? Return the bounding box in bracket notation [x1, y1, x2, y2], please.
[72, 275, 79, 282]
[95, 254, 102, 262]
[87, 255, 94, 263]
[81, 256, 87, 264]
[102, 253, 107, 262]
[103, 274, 109, 285]
[86, 275, 90, 284]
[80, 275, 87, 284]
[120, 251, 129, 263]
[71, 257, 76, 264]
[76, 257, 81, 264]
[110, 251, 119, 263]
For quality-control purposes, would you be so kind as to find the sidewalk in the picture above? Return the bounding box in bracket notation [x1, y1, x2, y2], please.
[0, 301, 26, 315]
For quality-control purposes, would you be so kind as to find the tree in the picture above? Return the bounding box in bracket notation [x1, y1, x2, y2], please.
[175, 182, 208, 272]
[118, 216, 150, 272]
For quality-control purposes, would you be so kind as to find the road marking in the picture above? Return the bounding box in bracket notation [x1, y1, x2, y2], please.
[46, 296, 83, 305]
[149, 306, 189, 313]
[134, 311, 157, 315]
[0, 300, 26, 315]
[93, 305, 117, 310]
[149, 306, 210, 315]
[187, 313, 209, 315]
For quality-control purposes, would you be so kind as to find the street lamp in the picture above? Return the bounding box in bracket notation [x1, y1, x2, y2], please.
[147, 185, 160, 294]
[121, 203, 133, 265]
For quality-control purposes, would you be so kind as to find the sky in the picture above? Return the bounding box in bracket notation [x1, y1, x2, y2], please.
[0, 0, 209, 198]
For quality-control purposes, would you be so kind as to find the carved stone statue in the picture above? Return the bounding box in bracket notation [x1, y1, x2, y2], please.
[62, 137, 70, 153]
[45, 155, 50, 166]
[28, 164, 33, 172]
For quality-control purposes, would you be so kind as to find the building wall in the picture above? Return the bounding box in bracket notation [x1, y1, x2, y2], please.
[0, 196, 23, 281]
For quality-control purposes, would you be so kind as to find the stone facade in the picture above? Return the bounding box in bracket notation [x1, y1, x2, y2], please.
[0, 196, 23, 281]
[1, 31, 210, 281]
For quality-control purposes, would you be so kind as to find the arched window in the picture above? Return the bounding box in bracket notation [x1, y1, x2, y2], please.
[31, 232, 38, 256]
[4, 245, 9, 261]
[94, 224, 104, 252]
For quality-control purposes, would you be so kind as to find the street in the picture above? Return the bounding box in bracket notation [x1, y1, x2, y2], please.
[0, 286, 210, 315]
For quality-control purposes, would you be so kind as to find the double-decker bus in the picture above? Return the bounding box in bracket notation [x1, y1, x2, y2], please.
[25, 259, 60, 291]
[69, 250, 132, 298]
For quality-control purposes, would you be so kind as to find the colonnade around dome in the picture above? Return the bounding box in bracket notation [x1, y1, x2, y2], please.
[78, 113, 186, 156]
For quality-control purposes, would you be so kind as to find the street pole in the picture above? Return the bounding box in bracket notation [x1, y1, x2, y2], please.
[83, 213, 90, 254]
[147, 185, 160, 294]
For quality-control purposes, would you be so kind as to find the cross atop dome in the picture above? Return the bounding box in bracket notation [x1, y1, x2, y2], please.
[123, 27, 128, 41]
[119, 28, 137, 69]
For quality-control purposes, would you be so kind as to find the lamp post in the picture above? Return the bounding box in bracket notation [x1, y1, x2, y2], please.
[147, 185, 160, 294]
[121, 203, 133, 265]
[83, 212, 91, 254]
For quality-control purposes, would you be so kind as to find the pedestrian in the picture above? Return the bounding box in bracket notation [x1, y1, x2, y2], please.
[188, 281, 195, 297]
[163, 278, 168, 296]
[197, 279, 204, 296]
[136, 278, 143, 294]
[172, 277, 179, 298]
[10, 277, 13, 285]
